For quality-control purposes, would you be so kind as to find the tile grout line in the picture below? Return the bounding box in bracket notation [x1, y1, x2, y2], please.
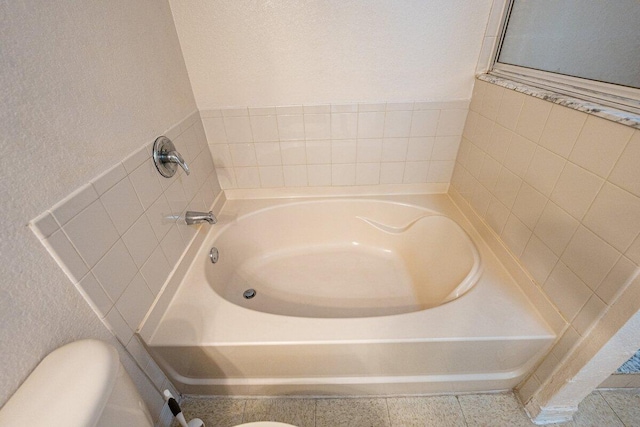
[597, 390, 628, 427]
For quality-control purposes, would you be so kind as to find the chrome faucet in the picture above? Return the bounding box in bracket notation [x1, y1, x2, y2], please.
[185, 211, 217, 225]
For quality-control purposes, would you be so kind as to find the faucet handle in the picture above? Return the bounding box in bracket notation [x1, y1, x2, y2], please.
[166, 150, 190, 175]
[153, 136, 190, 178]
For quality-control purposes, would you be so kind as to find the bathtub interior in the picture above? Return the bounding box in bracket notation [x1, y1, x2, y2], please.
[140, 193, 560, 396]
[207, 200, 481, 318]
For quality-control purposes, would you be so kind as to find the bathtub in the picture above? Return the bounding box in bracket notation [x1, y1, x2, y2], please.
[141, 193, 556, 396]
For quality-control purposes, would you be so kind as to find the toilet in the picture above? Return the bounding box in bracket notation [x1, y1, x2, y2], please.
[0, 340, 153, 427]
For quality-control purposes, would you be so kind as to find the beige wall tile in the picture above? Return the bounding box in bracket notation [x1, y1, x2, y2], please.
[515, 96, 552, 143]
[539, 105, 587, 158]
[550, 162, 604, 220]
[609, 130, 640, 198]
[569, 115, 634, 178]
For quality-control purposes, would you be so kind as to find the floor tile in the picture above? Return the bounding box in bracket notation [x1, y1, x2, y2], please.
[173, 397, 245, 427]
[315, 398, 390, 427]
[387, 395, 467, 426]
[458, 392, 534, 427]
[243, 398, 315, 427]
[600, 389, 640, 427]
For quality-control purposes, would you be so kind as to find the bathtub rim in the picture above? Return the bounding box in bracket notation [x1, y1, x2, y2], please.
[140, 190, 564, 345]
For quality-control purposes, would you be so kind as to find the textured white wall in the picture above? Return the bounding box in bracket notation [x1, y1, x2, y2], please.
[169, 0, 493, 108]
[0, 0, 195, 408]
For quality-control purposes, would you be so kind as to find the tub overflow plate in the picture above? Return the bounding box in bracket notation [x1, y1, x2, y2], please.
[209, 247, 219, 264]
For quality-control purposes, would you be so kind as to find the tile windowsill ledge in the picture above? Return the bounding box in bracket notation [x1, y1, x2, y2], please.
[477, 73, 640, 130]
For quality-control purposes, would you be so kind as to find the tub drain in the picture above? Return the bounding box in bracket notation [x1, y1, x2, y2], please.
[243, 289, 256, 299]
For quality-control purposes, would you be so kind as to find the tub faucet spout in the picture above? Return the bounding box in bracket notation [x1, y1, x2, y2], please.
[185, 211, 217, 225]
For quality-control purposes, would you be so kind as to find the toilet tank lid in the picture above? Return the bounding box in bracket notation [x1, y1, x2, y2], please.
[0, 340, 120, 427]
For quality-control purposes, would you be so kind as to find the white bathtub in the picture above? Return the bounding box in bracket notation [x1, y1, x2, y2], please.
[141, 193, 556, 396]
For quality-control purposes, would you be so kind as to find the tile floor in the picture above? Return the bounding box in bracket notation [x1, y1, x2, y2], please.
[172, 389, 640, 427]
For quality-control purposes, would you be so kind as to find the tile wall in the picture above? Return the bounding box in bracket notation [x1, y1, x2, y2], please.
[30, 111, 220, 398]
[202, 102, 468, 189]
[451, 78, 640, 402]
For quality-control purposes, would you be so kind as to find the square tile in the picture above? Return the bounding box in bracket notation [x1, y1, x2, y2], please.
[486, 124, 513, 163]
[92, 239, 137, 302]
[254, 142, 282, 166]
[470, 183, 492, 217]
[129, 160, 163, 210]
[521, 235, 558, 284]
[140, 246, 171, 295]
[432, 136, 461, 161]
[357, 139, 383, 163]
[469, 80, 487, 113]
[569, 115, 634, 178]
[428, 161, 455, 183]
[485, 198, 510, 234]
[437, 109, 468, 136]
[145, 194, 174, 242]
[387, 396, 466, 427]
[331, 113, 358, 139]
[524, 147, 566, 197]
[406, 137, 434, 161]
[409, 110, 440, 137]
[283, 165, 308, 187]
[306, 140, 331, 164]
[515, 96, 552, 143]
[31, 212, 59, 240]
[539, 105, 586, 158]
[332, 163, 356, 186]
[550, 162, 604, 220]
[494, 167, 523, 208]
[561, 226, 620, 291]
[159, 224, 187, 266]
[356, 163, 380, 185]
[573, 294, 607, 336]
[534, 202, 579, 256]
[512, 183, 547, 229]
[332, 140, 357, 164]
[235, 167, 261, 189]
[496, 88, 525, 130]
[551, 326, 580, 360]
[501, 214, 532, 257]
[277, 115, 305, 140]
[303, 104, 330, 114]
[163, 178, 188, 214]
[331, 104, 358, 113]
[307, 164, 331, 186]
[224, 116, 253, 143]
[481, 84, 504, 120]
[209, 144, 234, 168]
[243, 399, 315, 427]
[259, 166, 284, 188]
[64, 200, 119, 267]
[250, 115, 279, 142]
[304, 113, 331, 139]
[229, 143, 257, 167]
[357, 112, 385, 138]
[384, 110, 412, 137]
[458, 393, 533, 427]
[380, 162, 405, 184]
[280, 141, 307, 165]
[104, 307, 134, 344]
[381, 138, 408, 162]
[78, 273, 113, 318]
[100, 177, 144, 235]
[202, 117, 228, 143]
[403, 161, 429, 183]
[596, 256, 638, 304]
[115, 273, 154, 330]
[122, 145, 150, 174]
[477, 155, 501, 190]
[583, 183, 640, 252]
[609, 130, 640, 198]
[503, 134, 536, 178]
[316, 398, 390, 427]
[216, 168, 237, 189]
[122, 214, 158, 268]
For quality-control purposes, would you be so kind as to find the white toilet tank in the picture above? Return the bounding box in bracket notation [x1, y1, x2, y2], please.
[0, 340, 153, 427]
